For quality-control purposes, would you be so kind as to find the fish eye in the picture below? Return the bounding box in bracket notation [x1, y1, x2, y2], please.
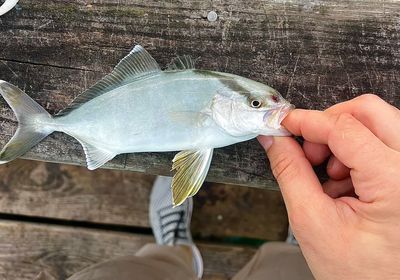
[271, 95, 280, 103]
[251, 100, 261, 108]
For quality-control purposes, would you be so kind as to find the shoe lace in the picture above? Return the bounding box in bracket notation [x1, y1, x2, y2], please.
[158, 207, 188, 245]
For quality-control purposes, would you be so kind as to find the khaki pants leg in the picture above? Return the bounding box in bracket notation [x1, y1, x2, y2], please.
[233, 242, 314, 280]
[64, 244, 197, 280]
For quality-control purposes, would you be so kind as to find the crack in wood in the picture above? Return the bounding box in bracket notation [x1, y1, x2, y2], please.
[0, 58, 98, 73]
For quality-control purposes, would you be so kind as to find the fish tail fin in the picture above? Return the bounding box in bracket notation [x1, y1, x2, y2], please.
[0, 80, 53, 164]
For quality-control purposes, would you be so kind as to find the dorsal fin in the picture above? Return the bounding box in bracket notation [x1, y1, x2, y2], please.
[57, 45, 161, 116]
[167, 55, 197, 71]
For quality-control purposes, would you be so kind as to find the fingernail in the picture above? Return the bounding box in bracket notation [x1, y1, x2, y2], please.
[257, 136, 274, 151]
[327, 157, 335, 170]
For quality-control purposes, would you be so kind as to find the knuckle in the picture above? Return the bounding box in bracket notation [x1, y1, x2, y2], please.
[330, 113, 366, 145]
[331, 113, 356, 133]
[271, 153, 297, 182]
[356, 93, 382, 105]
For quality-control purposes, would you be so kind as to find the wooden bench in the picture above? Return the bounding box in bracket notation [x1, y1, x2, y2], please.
[1, 0, 399, 190]
[0, 0, 399, 278]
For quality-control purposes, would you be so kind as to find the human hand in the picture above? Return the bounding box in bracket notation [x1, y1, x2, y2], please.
[258, 94, 400, 280]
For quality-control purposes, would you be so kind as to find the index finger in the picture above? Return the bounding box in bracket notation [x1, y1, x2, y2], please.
[326, 94, 400, 151]
[282, 110, 392, 175]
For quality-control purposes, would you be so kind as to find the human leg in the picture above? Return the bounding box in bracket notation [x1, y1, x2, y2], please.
[63, 176, 202, 280]
[233, 242, 313, 280]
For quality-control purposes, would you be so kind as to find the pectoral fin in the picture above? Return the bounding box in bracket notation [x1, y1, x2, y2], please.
[171, 148, 214, 206]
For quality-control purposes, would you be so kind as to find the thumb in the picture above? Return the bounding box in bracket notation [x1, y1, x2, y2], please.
[258, 136, 333, 221]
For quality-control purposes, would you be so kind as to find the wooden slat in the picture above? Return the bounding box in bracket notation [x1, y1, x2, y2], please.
[0, 0, 399, 189]
[193, 182, 288, 240]
[0, 220, 256, 280]
[0, 160, 288, 241]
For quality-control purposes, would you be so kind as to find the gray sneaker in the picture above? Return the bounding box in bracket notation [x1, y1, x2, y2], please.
[150, 176, 203, 279]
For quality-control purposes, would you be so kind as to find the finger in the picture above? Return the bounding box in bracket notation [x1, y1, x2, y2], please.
[303, 141, 331, 166]
[323, 178, 354, 198]
[327, 155, 350, 180]
[257, 136, 273, 151]
[328, 114, 391, 176]
[282, 109, 334, 140]
[326, 94, 400, 151]
[283, 110, 391, 175]
[259, 136, 333, 216]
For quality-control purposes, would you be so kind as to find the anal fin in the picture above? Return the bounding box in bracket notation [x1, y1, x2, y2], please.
[78, 141, 116, 170]
[171, 148, 214, 206]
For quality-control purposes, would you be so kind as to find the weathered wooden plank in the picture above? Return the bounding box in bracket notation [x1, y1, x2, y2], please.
[0, 0, 399, 189]
[0, 160, 288, 241]
[193, 181, 288, 240]
[0, 220, 256, 280]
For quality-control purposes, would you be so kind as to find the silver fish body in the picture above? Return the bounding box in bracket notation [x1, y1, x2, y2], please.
[56, 71, 256, 153]
[0, 45, 293, 205]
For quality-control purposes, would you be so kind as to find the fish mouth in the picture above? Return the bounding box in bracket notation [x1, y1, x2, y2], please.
[277, 103, 295, 124]
[263, 103, 295, 129]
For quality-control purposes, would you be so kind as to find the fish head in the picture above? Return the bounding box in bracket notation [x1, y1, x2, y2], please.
[209, 74, 294, 137]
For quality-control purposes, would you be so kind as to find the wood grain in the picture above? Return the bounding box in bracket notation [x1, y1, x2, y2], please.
[0, 220, 256, 280]
[0, 160, 288, 241]
[0, 0, 399, 189]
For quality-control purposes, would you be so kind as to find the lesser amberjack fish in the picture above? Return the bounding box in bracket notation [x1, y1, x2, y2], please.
[0, 45, 293, 205]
